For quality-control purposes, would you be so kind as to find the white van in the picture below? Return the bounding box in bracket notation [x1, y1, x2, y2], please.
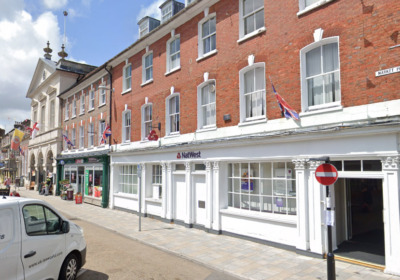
[0, 196, 86, 280]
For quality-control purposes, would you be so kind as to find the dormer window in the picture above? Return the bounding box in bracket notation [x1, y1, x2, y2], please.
[138, 17, 161, 38]
[140, 21, 149, 38]
[161, 2, 172, 23]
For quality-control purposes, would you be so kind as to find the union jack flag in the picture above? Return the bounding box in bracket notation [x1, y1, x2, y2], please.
[100, 124, 111, 145]
[62, 134, 76, 149]
[19, 146, 24, 156]
[270, 78, 300, 121]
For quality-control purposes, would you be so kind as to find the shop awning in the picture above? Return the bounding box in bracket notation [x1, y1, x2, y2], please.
[56, 149, 109, 160]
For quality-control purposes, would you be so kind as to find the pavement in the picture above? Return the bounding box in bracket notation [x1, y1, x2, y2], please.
[16, 187, 400, 280]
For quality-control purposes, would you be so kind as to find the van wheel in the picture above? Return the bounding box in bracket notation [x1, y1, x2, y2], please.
[60, 253, 78, 280]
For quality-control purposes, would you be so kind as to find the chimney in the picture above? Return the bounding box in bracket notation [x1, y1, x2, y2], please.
[43, 41, 52, 60]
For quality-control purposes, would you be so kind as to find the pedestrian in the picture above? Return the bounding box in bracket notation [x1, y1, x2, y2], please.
[5, 177, 11, 191]
[39, 181, 46, 195]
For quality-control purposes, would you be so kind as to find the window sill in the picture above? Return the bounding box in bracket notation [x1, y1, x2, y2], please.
[114, 192, 138, 200]
[145, 198, 162, 204]
[71, 115, 77, 119]
[88, 108, 95, 113]
[237, 27, 266, 44]
[64, 118, 69, 121]
[141, 79, 153, 87]
[196, 49, 218, 62]
[98, 103, 106, 108]
[120, 142, 130, 146]
[164, 133, 180, 139]
[121, 89, 131, 95]
[297, 0, 335, 16]
[78, 148, 84, 151]
[196, 126, 217, 133]
[220, 208, 296, 225]
[165, 66, 181, 76]
[79, 112, 85, 116]
[300, 105, 343, 116]
[86, 146, 94, 150]
[238, 118, 267, 127]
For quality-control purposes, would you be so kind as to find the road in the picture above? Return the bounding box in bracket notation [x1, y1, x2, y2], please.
[71, 218, 238, 280]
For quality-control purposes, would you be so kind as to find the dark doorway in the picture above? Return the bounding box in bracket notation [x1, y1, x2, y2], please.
[335, 178, 385, 266]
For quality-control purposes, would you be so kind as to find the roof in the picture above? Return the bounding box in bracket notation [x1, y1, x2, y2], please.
[138, 16, 161, 25]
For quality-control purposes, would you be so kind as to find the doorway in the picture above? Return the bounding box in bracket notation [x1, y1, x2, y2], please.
[193, 175, 206, 226]
[334, 178, 385, 266]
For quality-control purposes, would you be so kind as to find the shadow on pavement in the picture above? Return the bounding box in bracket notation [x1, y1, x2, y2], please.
[77, 269, 109, 280]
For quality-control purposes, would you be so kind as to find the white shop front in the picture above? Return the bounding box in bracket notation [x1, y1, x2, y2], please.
[109, 128, 400, 275]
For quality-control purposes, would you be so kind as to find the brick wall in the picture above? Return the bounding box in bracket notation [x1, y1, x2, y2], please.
[111, 0, 400, 144]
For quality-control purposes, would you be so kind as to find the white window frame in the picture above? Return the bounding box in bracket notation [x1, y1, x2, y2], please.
[88, 123, 94, 147]
[197, 79, 217, 130]
[72, 99, 77, 117]
[185, 0, 194, 6]
[71, 128, 76, 148]
[64, 131, 69, 150]
[41, 105, 46, 130]
[166, 35, 181, 74]
[141, 103, 153, 140]
[122, 63, 132, 93]
[238, 0, 265, 42]
[197, 12, 217, 60]
[122, 110, 131, 142]
[300, 36, 341, 113]
[99, 85, 106, 106]
[65, 101, 69, 120]
[79, 126, 84, 149]
[165, 93, 180, 136]
[239, 62, 266, 123]
[80, 93, 85, 114]
[161, 2, 173, 23]
[50, 100, 55, 129]
[298, 0, 335, 16]
[99, 120, 105, 145]
[89, 90, 95, 110]
[142, 51, 153, 85]
[118, 165, 138, 195]
[152, 165, 162, 199]
[139, 20, 149, 38]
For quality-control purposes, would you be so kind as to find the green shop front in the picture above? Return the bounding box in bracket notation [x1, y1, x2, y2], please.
[56, 151, 109, 208]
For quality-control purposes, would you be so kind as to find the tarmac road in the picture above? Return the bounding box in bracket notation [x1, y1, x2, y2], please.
[72, 218, 238, 280]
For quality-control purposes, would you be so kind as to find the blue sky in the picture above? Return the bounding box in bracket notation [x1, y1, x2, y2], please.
[0, 0, 174, 131]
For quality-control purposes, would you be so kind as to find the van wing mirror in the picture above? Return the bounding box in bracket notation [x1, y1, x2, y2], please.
[62, 221, 70, 233]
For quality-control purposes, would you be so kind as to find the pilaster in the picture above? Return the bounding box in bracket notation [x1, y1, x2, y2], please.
[161, 162, 167, 219]
[212, 161, 221, 231]
[205, 161, 213, 229]
[292, 158, 309, 251]
[140, 163, 147, 214]
[185, 161, 193, 225]
[109, 162, 115, 209]
[166, 162, 173, 220]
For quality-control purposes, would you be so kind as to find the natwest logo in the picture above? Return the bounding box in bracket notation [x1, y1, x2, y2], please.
[177, 151, 201, 159]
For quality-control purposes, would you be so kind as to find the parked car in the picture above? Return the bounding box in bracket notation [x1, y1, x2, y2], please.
[0, 196, 86, 280]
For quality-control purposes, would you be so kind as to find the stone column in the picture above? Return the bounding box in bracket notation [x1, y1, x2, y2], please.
[212, 161, 220, 232]
[308, 160, 325, 255]
[381, 157, 400, 276]
[34, 164, 38, 191]
[166, 162, 173, 220]
[109, 163, 115, 209]
[185, 161, 193, 225]
[292, 159, 309, 251]
[140, 163, 147, 215]
[52, 162, 57, 196]
[205, 161, 213, 229]
[161, 162, 167, 219]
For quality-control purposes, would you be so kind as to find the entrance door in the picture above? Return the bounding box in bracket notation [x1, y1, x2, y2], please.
[174, 175, 186, 221]
[193, 175, 206, 226]
[78, 175, 85, 196]
[335, 178, 385, 265]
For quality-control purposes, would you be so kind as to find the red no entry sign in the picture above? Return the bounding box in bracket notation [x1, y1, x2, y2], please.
[315, 164, 338, 186]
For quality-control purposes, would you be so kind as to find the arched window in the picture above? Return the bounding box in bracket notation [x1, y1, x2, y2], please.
[141, 103, 153, 140]
[197, 79, 216, 130]
[165, 93, 180, 135]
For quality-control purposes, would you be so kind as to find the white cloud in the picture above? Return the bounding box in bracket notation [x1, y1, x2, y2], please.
[42, 0, 68, 10]
[68, 8, 83, 18]
[136, 0, 164, 22]
[0, 0, 24, 21]
[0, 9, 63, 131]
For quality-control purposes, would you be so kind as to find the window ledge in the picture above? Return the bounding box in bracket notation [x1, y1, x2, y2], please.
[196, 49, 218, 62]
[79, 112, 85, 116]
[164, 133, 180, 139]
[196, 126, 217, 133]
[300, 105, 343, 116]
[165, 66, 181, 76]
[297, 0, 335, 16]
[71, 115, 77, 119]
[140, 139, 150, 144]
[88, 108, 95, 113]
[114, 192, 138, 200]
[141, 79, 154, 87]
[238, 118, 267, 127]
[145, 198, 162, 204]
[98, 103, 106, 108]
[120, 142, 130, 146]
[78, 148, 84, 151]
[121, 89, 131, 95]
[86, 146, 94, 150]
[220, 208, 297, 225]
[64, 118, 69, 121]
[237, 27, 266, 44]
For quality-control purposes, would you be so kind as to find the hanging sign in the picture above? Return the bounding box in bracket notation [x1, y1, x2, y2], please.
[75, 159, 84, 164]
[148, 130, 158, 141]
[60, 160, 65, 165]
[315, 164, 338, 186]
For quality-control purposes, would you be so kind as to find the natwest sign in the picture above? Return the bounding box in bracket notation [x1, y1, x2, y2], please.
[177, 151, 201, 159]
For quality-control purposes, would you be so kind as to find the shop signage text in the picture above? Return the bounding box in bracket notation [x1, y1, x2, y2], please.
[75, 159, 84, 164]
[375, 66, 400, 77]
[177, 151, 201, 159]
[88, 157, 100, 163]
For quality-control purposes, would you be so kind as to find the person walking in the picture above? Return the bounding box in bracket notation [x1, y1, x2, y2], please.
[5, 177, 11, 190]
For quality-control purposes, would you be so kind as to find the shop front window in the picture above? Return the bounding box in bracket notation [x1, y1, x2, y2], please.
[228, 162, 297, 215]
[86, 169, 93, 197]
[94, 167, 103, 199]
[118, 165, 138, 195]
[70, 170, 77, 193]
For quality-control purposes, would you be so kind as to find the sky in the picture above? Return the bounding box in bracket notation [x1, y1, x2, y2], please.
[0, 0, 172, 133]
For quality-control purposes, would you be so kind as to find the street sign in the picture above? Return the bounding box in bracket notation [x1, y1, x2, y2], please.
[315, 163, 338, 186]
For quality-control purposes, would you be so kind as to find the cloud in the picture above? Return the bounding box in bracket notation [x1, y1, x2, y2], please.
[0, 9, 63, 131]
[42, 0, 68, 10]
[0, 0, 24, 21]
[68, 8, 83, 19]
[136, 0, 164, 22]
